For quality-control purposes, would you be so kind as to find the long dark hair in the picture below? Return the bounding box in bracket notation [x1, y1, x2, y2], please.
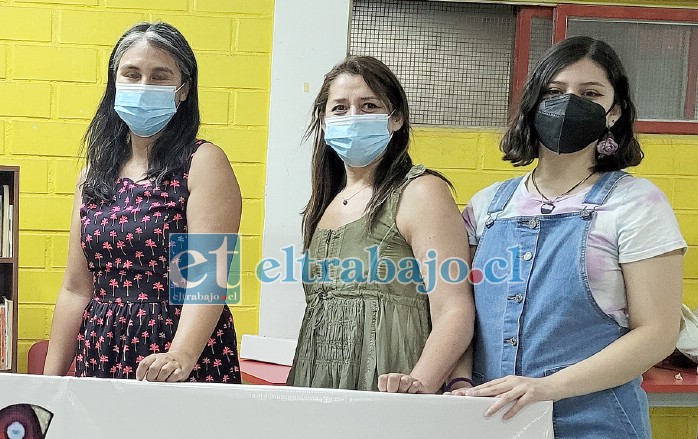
[302, 56, 448, 250]
[502, 36, 642, 171]
[82, 22, 200, 201]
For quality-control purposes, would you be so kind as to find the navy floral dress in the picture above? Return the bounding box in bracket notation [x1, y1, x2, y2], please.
[76, 143, 241, 383]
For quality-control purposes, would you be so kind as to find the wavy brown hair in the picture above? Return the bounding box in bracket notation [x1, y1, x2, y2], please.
[302, 56, 449, 250]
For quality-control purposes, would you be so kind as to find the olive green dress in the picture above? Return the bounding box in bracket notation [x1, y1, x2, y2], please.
[287, 165, 432, 391]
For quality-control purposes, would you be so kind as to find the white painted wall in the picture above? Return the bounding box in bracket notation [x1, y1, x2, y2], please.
[250, 0, 351, 355]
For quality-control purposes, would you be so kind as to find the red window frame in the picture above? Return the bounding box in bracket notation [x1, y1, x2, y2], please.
[511, 6, 554, 109]
[554, 4, 698, 135]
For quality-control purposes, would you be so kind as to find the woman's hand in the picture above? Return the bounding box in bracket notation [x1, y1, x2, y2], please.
[136, 350, 197, 382]
[378, 373, 429, 394]
[448, 375, 561, 420]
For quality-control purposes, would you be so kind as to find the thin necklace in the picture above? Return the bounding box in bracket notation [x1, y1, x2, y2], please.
[341, 185, 370, 205]
[530, 168, 595, 214]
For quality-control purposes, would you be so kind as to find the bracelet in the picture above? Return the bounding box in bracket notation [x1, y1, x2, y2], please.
[444, 377, 474, 392]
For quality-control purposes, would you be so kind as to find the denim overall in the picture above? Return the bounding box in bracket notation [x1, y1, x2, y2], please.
[472, 171, 651, 439]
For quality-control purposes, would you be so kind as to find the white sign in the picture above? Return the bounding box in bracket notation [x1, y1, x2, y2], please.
[0, 374, 553, 438]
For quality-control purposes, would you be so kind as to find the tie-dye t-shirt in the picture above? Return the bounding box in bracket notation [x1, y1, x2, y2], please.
[463, 173, 687, 327]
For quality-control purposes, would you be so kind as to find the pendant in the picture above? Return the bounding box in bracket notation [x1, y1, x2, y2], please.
[540, 202, 555, 214]
[342, 199, 348, 205]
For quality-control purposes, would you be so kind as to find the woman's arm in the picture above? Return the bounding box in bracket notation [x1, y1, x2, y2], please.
[44, 173, 95, 375]
[136, 143, 242, 381]
[377, 175, 476, 394]
[443, 245, 478, 391]
[456, 249, 683, 419]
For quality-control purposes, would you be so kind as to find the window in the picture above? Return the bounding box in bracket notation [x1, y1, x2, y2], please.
[350, 1, 698, 134]
[554, 5, 698, 134]
[350, 0, 516, 127]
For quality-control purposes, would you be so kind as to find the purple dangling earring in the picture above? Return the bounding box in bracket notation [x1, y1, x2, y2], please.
[597, 127, 619, 157]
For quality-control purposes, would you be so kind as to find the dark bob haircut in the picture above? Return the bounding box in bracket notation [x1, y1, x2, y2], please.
[501, 36, 643, 171]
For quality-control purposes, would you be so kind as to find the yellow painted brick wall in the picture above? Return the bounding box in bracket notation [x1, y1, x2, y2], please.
[0, 0, 273, 373]
[411, 129, 698, 308]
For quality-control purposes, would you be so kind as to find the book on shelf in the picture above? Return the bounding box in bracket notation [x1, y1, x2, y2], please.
[0, 191, 3, 256]
[7, 206, 12, 258]
[0, 300, 5, 370]
[5, 297, 12, 370]
[0, 297, 12, 370]
[1, 184, 8, 258]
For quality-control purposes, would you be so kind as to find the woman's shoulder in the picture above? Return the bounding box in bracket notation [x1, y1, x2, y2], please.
[191, 140, 227, 160]
[471, 180, 506, 205]
[399, 168, 456, 210]
[611, 173, 671, 205]
[189, 141, 231, 173]
[187, 141, 236, 189]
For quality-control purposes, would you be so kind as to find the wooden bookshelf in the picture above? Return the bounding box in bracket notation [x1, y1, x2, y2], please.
[0, 166, 19, 373]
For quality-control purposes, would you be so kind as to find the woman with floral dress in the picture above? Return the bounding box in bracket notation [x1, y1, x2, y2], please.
[44, 22, 242, 384]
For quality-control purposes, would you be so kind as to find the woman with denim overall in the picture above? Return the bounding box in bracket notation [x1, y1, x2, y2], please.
[450, 37, 686, 438]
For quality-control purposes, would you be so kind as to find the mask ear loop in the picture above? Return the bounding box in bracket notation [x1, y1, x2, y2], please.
[386, 110, 398, 137]
[174, 82, 187, 110]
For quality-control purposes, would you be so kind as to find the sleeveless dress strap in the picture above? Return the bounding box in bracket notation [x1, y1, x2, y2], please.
[387, 164, 428, 223]
[186, 138, 207, 171]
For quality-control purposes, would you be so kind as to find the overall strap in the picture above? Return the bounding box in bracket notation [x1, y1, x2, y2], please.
[486, 176, 524, 215]
[582, 170, 629, 206]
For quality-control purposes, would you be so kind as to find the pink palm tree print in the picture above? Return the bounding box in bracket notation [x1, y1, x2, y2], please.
[145, 239, 156, 255]
[103, 242, 113, 258]
[141, 215, 151, 230]
[152, 282, 164, 298]
[123, 279, 132, 296]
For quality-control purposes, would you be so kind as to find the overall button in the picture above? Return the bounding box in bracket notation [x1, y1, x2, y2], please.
[522, 251, 533, 261]
[527, 218, 539, 228]
[504, 337, 518, 346]
[507, 294, 524, 303]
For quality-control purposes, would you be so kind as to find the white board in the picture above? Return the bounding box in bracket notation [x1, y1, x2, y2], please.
[0, 374, 553, 439]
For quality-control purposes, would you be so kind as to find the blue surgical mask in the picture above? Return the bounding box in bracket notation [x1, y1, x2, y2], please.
[324, 113, 393, 167]
[114, 83, 183, 138]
